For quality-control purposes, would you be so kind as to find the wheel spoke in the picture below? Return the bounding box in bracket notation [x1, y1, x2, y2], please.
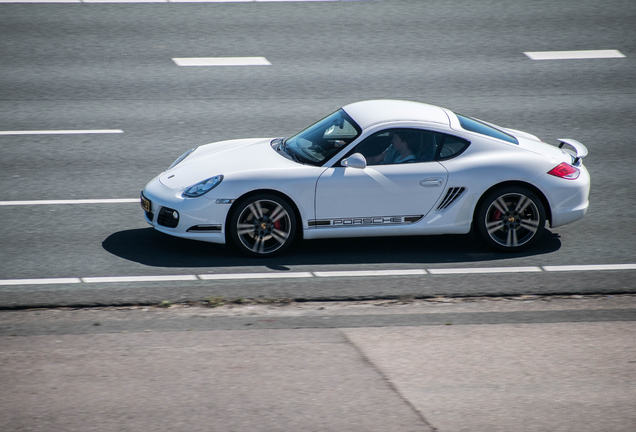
[250, 236, 265, 253]
[248, 202, 263, 219]
[520, 219, 540, 232]
[514, 195, 531, 213]
[493, 197, 509, 214]
[506, 228, 519, 247]
[271, 229, 289, 245]
[270, 204, 287, 223]
[237, 223, 256, 236]
[486, 220, 504, 234]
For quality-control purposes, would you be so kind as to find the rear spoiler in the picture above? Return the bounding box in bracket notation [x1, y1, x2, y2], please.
[558, 139, 588, 165]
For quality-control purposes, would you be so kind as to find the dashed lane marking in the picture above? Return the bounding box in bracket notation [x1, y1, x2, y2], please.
[0, 199, 139, 206]
[0, 278, 82, 286]
[82, 275, 198, 283]
[524, 50, 625, 60]
[428, 266, 542, 275]
[0, 130, 123, 135]
[172, 57, 272, 67]
[314, 269, 427, 277]
[0, 0, 363, 2]
[199, 272, 313, 280]
[1, 265, 635, 287]
[543, 264, 636, 272]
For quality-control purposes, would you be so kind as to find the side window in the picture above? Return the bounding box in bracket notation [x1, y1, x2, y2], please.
[349, 128, 444, 166]
[437, 135, 470, 161]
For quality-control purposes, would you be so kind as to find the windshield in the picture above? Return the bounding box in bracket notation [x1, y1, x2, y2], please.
[284, 109, 361, 166]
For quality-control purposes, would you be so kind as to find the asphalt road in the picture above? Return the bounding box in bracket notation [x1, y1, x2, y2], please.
[2, 296, 636, 432]
[1, 0, 635, 307]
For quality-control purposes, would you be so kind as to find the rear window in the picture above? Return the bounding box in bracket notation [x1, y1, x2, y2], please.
[455, 113, 518, 144]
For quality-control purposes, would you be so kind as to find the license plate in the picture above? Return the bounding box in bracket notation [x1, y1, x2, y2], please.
[140, 193, 152, 212]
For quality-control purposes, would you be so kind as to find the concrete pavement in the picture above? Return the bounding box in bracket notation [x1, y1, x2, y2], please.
[1, 295, 635, 432]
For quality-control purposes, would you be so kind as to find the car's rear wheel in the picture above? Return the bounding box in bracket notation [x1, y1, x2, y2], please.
[228, 194, 296, 257]
[476, 187, 546, 252]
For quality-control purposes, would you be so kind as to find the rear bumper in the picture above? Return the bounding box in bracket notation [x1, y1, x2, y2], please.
[534, 164, 590, 228]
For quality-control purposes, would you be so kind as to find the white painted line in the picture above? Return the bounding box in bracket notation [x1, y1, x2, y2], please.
[169, 0, 251, 2]
[2, 0, 80, 2]
[82, 275, 198, 283]
[428, 266, 542, 275]
[199, 272, 313, 280]
[2, 264, 636, 288]
[0, 199, 139, 206]
[172, 57, 272, 67]
[0, 0, 359, 2]
[543, 264, 636, 272]
[313, 269, 427, 278]
[0, 0, 79, 2]
[0, 130, 123, 135]
[524, 50, 625, 60]
[83, 0, 166, 2]
[0, 278, 82, 286]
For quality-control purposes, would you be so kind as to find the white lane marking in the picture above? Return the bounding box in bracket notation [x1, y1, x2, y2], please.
[2, 264, 635, 287]
[313, 269, 427, 277]
[172, 57, 272, 67]
[543, 264, 636, 272]
[428, 266, 542, 275]
[524, 50, 625, 60]
[169, 0, 251, 2]
[0, 130, 123, 135]
[83, 0, 165, 2]
[82, 275, 198, 283]
[0, 0, 358, 2]
[0, 0, 80, 2]
[0, 278, 82, 286]
[199, 272, 313, 280]
[0, 199, 139, 206]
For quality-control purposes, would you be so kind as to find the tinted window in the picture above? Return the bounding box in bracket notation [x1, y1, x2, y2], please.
[455, 113, 518, 144]
[350, 128, 444, 166]
[437, 135, 470, 160]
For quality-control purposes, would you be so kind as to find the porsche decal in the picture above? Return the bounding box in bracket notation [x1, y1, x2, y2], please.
[309, 215, 423, 228]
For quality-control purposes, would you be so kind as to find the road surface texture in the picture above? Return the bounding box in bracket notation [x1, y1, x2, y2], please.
[1, 0, 636, 306]
[1, 295, 635, 431]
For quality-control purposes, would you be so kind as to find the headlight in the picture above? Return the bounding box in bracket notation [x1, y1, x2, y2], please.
[168, 148, 196, 170]
[182, 175, 224, 198]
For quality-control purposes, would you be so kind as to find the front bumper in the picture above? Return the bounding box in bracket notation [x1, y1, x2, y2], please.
[141, 180, 232, 245]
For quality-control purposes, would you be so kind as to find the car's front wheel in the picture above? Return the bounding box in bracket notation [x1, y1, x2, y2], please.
[228, 194, 297, 257]
[476, 187, 546, 252]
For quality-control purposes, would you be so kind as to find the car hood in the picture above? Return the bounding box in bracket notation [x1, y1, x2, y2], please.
[159, 138, 296, 189]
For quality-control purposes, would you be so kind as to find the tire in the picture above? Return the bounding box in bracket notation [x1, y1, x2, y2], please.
[476, 187, 546, 252]
[228, 194, 297, 257]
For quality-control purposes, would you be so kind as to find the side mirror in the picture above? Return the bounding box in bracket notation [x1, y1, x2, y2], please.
[341, 153, 367, 169]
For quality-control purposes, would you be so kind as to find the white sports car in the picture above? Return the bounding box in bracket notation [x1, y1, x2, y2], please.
[141, 100, 590, 257]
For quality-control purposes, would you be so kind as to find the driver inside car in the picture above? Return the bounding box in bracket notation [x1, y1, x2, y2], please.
[366, 130, 419, 165]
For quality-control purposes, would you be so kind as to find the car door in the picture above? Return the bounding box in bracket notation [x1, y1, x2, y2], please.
[314, 128, 449, 227]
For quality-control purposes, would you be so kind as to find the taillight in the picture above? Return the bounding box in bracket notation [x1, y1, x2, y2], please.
[548, 162, 580, 180]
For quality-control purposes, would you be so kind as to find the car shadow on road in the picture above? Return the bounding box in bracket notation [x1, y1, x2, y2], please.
[102, 228, 562, 268]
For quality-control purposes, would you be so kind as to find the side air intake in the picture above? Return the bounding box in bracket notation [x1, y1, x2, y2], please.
[436, 187, 466, 211]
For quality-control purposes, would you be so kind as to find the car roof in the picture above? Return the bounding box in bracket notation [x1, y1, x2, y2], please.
[342, 100, 451, 129]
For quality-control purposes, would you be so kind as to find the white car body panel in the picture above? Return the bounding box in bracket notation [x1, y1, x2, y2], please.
[314, 162, 448, 222]
[141, 100, 591, 251]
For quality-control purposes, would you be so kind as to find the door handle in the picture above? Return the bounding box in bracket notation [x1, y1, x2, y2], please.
[420, 178, 443, 187]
